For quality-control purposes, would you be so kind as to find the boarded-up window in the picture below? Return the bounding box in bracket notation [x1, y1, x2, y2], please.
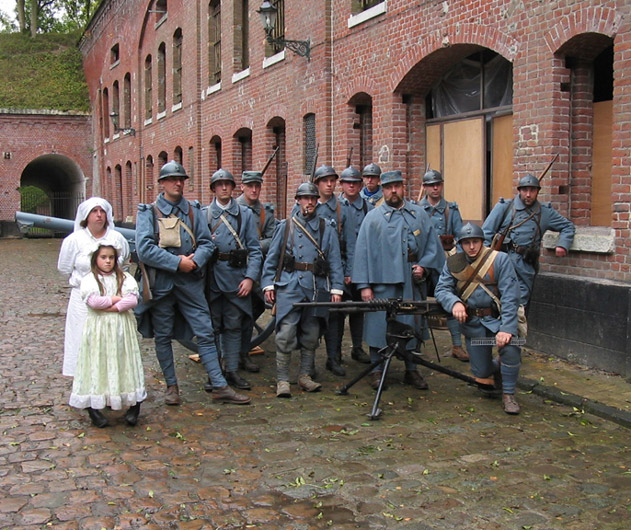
[157, 43, 166, 113]
[209, 0, 221, 85]
[304, 113, 316, 174]
[173, 29, 182, 105]
[234, 0, 249, 71]
[123, 73, 132, 129]
[591, 100, 612, 226]
[144, 55, 152, 120]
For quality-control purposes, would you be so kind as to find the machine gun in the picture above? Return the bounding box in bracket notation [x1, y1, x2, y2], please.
[294, 298, 498, 419]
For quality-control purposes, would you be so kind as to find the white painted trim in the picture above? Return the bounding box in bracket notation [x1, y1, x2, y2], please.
[144, 118, 153, 126]
[232, 67, 251, 84]
[263, 50, 286, 69]
[172, 102, 182, 112]
[348, 1, 387, 28]
[206, 82, 221, 96]
[157, 110, 167, 120]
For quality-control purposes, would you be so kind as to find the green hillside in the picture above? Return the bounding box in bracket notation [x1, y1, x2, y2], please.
[0, 32, 89, 112]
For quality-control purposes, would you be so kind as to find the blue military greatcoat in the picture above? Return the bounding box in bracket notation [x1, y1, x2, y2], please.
[205, 198, 263, 315]
[419, 197, 463, 238]
[482, 195, 575, 304]
[352, 200, 445, 349]
[261, 212, 344, 326]
[316, 195, 356, 277]
[235, 194, 277, 254]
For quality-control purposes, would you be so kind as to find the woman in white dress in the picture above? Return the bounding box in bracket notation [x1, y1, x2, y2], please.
[57, 198, 130, 376]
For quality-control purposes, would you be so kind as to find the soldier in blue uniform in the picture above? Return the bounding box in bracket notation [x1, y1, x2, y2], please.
[235, 170, 276, 358]
[262, 182, 344, 398]
[353, 170, 445, 391]
[338, 166, 372, 364]
[419, 169, 467, 362]
[359, 162, 384, 207]
[434, 223, 522, 414]
[482, 174, 575, 307]
[135, 161, 250, 406]
[236, 170, 277, 255]
[205, 169, 263, 391]
[312, 164, 357, 377]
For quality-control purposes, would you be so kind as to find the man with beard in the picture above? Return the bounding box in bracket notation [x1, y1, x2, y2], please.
[261, 182, 344, 398]
[352, 170, 445, 391]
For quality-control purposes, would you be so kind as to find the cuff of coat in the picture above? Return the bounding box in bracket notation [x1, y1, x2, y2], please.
[263, 285, 274, 292]
[330, 289, 344, 296]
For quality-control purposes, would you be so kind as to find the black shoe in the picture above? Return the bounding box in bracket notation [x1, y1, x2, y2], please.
[87, 407, 108, 428]
[403, 370, 429, 390]
[125, 402, 141, 426]
[325, 359, 346, 377]
[204, 377, 214, 393]
[351, 347, 371, 364]
[225, 371, 251, 390]
[239, 353, 260, 373]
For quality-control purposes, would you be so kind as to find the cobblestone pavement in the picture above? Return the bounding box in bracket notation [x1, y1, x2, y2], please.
[1, 238, 630, 530]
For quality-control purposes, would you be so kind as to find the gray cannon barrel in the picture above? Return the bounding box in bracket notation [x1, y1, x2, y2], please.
[15, 211, 137, 250]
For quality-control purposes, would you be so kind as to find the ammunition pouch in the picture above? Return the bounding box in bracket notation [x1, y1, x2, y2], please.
[307, 289, 330, 319]
[228, 248, 249, 268]
[523, 245, 540, 270]
[439, 234, 456, 252]
[313, 256, 330, 277]
[407, 249, 418, 263]
[490, 299, 501, 319]
[282, 253, 295, 272]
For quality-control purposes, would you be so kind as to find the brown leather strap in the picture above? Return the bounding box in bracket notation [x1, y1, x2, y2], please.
[469, 307, 494, 317]
[293, 262, 314, 271]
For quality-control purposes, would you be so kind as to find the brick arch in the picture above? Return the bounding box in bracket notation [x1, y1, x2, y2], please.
[264, 104, 287, 126]
[389, 23, 519, 94]
[339, 76, 379, 104]
[545, 6, 621, 54]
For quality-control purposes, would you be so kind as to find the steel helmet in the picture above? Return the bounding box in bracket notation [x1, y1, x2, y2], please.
[517, 174, 541, 189]
[456, 222, 485, 243]
[313, 165, 338, 182]
[295, 182, 320, 198]
[423, 169, 443, 186]
[339, 166, 362, 182]
[210, 168, 235, 188]
[362, 162, 382, 177]
[158, 160, 188, 181]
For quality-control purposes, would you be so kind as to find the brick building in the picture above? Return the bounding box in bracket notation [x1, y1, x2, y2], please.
[0, 110, 92, 234]
[73, 0, 631, 375]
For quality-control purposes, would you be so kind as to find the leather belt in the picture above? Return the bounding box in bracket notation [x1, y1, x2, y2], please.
[217, 252, 231, 261]
[469, 307, 494, 317]
[294, 261, 314, 271]
[407, 250, 418, 262]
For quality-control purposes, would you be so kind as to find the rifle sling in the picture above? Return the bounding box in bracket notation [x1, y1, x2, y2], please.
[274, 219, 292, 283]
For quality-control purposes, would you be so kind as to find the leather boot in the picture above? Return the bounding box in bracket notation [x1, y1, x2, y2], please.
[351, 347, 371, 364]
[239, 351, 260, 373]
[369, 371, 386, 390]
[125, 402, 141, 426]
[211, 385, 251, 404]
[165, 384, 181, 406]
[87, 407, 108, 428]
[325, 358, 346, 376]
[276, 381, 291, 398]
[503, 394, 520, 414]
[225, 371, 251, 390]
[451, 345, 469, 362]
[298, 374, 322, 392]
[203, 377, 213, 393]
[403, 370, 429, 390]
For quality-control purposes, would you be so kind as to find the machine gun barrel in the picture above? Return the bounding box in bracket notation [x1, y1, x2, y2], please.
[15, 211, 137, 253]
[294, 298, 446, 315]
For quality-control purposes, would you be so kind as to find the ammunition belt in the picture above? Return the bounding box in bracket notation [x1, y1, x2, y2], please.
[217, 252, 232, 261]
[501, 242, 538, 256]
[294, 261, 314, 272]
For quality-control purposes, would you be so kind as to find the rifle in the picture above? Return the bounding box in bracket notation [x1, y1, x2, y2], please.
[294, 298, 496, 419]
[491, 153, 558, 251]
[309, 143, 319, 182]
[346, 146, 354, 168]
[416, 163, 431, 202]
[260, 146, 280, 177]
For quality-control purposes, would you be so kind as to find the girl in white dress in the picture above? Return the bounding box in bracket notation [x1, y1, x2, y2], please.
[69, 241, 146, 428]
[57, 198, 130, 377]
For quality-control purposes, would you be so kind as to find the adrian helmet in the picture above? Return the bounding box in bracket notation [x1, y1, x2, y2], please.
[158, 160, 188, 181]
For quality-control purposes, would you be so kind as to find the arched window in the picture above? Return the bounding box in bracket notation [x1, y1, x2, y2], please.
[303, 113, 316, 174]
[157, 42, 166, 114]
[208, 0, 221, 85]
[173, 29, 183, 105]
[144, 55, 152, 121]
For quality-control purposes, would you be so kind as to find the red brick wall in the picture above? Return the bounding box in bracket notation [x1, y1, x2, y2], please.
[0, 112, 92, 221]
[77, 0, 631, 282]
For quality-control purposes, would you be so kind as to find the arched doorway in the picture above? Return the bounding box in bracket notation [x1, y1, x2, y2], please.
[19, 154, 85, 220]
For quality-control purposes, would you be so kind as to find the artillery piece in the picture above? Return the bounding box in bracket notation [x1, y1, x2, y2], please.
[14, 211, 274, 349]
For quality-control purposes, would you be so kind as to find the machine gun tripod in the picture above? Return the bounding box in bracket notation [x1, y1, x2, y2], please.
[294, 298, 498, 419]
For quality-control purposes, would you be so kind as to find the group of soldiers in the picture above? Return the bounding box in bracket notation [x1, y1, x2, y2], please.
[135, 158, 574, 415]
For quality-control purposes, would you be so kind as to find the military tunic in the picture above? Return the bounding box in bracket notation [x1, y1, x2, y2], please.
[419, 197, 463, 239]
[205, 199, 263, 371]
[360, 186, 384, 207]
[235, 194, 277, 254]
[482, 195, 575, 305]
[352, 200, 445, 351]
[434, 249, 522, 393]
[135, 193, 226, 388]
